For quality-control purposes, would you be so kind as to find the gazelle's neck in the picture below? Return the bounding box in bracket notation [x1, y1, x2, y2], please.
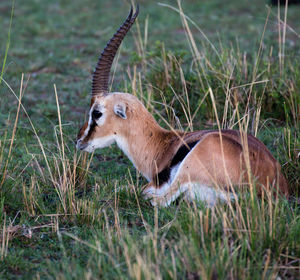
[115, 108, 177, 181]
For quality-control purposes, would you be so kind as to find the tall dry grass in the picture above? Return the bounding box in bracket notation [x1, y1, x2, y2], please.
[0, 1, 299, 279]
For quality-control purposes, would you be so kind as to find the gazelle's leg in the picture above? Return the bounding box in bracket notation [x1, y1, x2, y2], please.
[142, 181, 173, 200]
[142, 183, 156, 199]
[148, 140, 212, 207]
[147, 159, 199, 207]
[149, 134, 242, 207]
[151, 175, 233, 208]
[151, 180, 188, 207]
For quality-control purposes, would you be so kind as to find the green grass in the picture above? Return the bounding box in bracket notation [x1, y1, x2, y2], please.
[0, 0, 300, 279]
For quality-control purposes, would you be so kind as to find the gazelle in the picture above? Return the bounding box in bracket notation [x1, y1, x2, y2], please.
[76, 6, 289, 207]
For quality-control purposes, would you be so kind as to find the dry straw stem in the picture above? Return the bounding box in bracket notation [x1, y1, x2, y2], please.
[51, 84, 96, 217]
[0, 213, 9, 260]
[0, 74, 23, 187]
[249, 6, 270, 104]
[1, 75, 55, 184]
[159, 0, 223, 93]
[2, 75, 93, 218]
[0, 0, 14, 87]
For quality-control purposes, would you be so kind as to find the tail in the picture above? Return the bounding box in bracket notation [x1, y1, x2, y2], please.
[275, 162, 289, 199]
[278, 171, 289, 199]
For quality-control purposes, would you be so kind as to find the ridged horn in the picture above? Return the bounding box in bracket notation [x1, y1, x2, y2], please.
[92, 5, 139, 97]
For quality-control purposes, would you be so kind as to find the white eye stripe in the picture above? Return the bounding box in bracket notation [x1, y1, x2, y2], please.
[79, 105, 101, 140]
[82, 122, 91, 138]
[79, 101, 108, 144]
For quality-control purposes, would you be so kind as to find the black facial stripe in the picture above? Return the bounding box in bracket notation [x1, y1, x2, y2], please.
[154, 141, 199, 186]
[86, 121, 97, 139]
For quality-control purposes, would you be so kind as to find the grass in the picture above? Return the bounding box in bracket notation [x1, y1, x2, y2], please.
[0, 0, 300, 279]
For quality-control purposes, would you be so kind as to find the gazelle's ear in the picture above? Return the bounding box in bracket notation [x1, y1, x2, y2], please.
[114, 102, 127, 119]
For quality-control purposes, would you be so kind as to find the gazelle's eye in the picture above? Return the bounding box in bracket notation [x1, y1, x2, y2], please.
[92, 110, 102, 120]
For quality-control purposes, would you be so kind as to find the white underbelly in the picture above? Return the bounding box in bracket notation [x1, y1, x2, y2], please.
[183, 183, 234, 207]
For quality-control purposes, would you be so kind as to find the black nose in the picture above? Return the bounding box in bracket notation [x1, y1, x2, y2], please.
[76, 139, 88, 151]
[76, 139, 82, 149]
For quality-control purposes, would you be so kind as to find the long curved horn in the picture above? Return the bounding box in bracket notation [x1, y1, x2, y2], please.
[92, 5, 139, 97]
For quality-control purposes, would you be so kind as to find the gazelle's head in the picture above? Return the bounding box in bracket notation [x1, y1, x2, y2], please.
[76, 6, 139, 152]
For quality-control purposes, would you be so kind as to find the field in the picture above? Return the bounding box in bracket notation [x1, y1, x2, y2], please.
[0, 0, 299, 279]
